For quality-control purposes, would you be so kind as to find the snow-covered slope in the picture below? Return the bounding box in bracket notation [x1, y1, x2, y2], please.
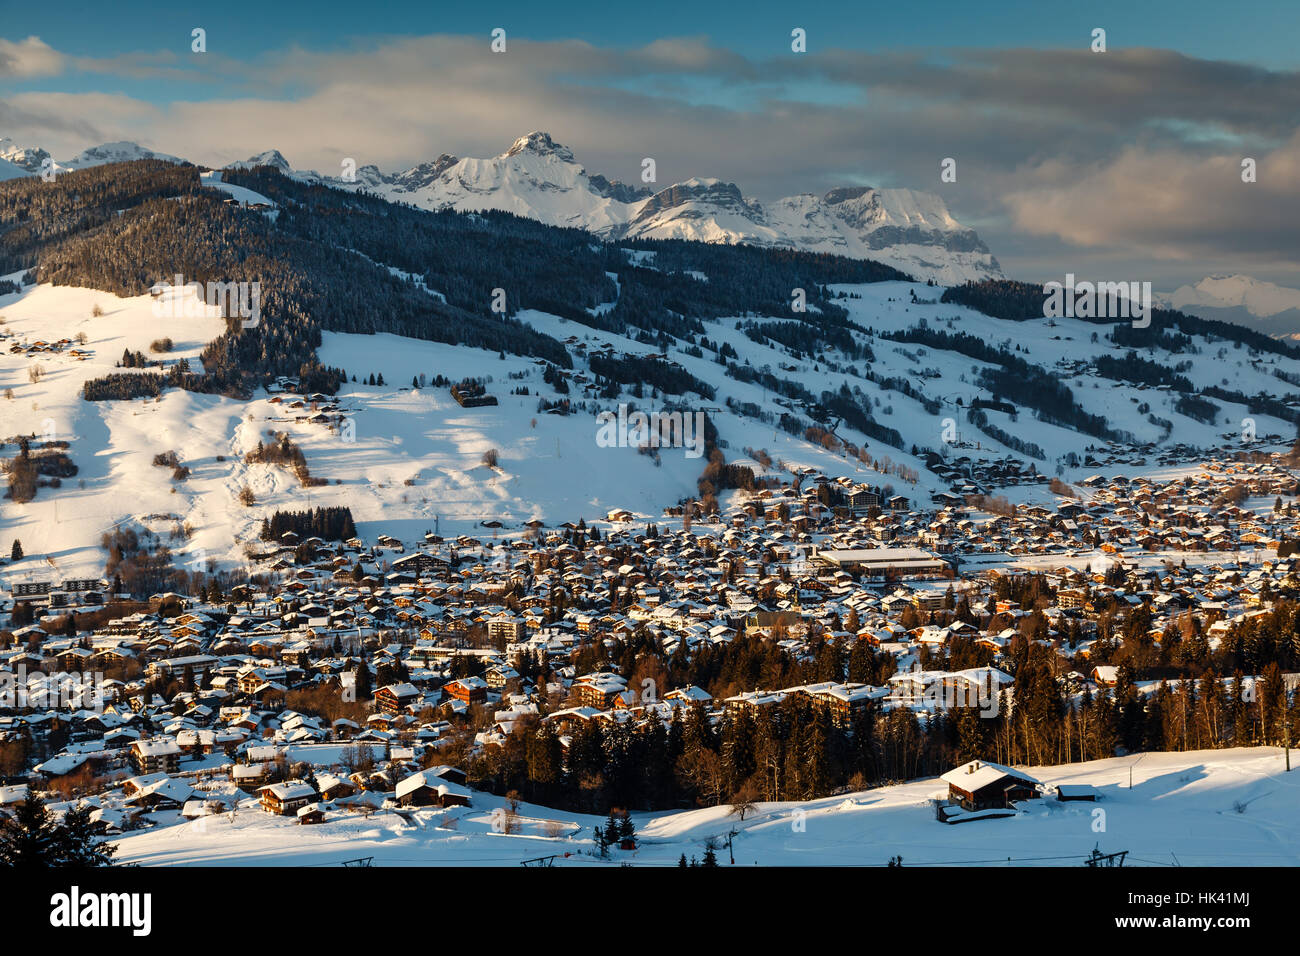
[5, 263, 1297, 582]
[0, 158, 30, 182]
[198, 169, 277, 207]
[108, 748, 1300, 867]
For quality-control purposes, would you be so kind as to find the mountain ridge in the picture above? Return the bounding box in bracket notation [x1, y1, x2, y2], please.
[0, 131, 1000, 283]
[1161, 274, 1300, 340]
[317, 132, 1001, 284]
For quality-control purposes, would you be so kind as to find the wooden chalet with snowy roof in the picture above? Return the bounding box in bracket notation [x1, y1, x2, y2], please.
[259, 781, 319, 815]
[374, 682, 421, 715]
[940, 759, 1040, 812]
[395, 766, 472, 808]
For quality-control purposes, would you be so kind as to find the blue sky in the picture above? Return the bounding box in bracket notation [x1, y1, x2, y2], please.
[2, 0, 1298, 287]
[7, 0, 1299, 101]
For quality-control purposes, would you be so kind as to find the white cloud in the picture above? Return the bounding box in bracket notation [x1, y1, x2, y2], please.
[4, 34, 1296, 285]
[0, 36, 65, 78]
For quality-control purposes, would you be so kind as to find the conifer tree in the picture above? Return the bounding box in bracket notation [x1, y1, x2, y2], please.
[0, 794, 115, 867]
[352, 662, 372, 701]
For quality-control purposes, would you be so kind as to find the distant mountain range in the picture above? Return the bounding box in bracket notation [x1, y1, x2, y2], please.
[322, 132, 1004, 285]
[0, 132, 1002, 285]
[0, 137, 183, 179]
[1160, 274, 1300, 340]
[8, 133, 1295, 307]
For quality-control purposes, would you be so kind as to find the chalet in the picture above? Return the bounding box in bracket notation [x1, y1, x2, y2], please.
[846, 487, 881, 512]
[374, 682, 421, 716]
[1091, 665, 1119, 687]
[450, 382, 498, 408]
[395, 767, 473, 808]
[392, 552, 449, 578]
[444, 676, 488, 707]
[939, 760, 1041, 812]
[315, 773, 356, 801]
[130, 737, 182, 775]
[124, 776, 196, 811]
[1057, 589, 1087, 610]
[259, 781, 318, 815]
[571, 674, 629, 709]
[232, 762, 273, 789]
[798, 681, 882, 726]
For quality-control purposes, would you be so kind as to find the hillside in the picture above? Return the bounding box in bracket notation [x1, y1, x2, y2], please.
[0, 132, 1001, 285]
[3, 159, 1300, 583]
[107, 747, 1300, 866]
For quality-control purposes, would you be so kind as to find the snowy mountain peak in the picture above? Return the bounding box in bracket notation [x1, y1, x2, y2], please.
[504, 131, 574, 163]
[64, 141, 182, 168]
[233, 149, 294, 173]
[0, 137, 51, 172]
[0, 138, 181, 177]
[643, 178, 748, 208]
[627, 179, 765, 239]
[822, 185, 873, 205]
[388, 154, 459, 190]
[8, 130, 1001, 284]
[1171, 274, 1300, 318]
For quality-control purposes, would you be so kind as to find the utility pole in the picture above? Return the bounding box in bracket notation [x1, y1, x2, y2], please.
[1129, 750, 1144, 790]
[1285, 686, 1292, 772]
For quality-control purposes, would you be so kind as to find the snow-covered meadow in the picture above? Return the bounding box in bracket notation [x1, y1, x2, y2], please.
[109, 747, 1300, 867]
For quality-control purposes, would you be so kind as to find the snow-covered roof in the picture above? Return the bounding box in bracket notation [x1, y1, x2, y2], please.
[940, 759, 1039, 792]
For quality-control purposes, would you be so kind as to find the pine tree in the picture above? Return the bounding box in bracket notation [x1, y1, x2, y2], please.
[51, 805, 117, 867]
[0, 794, 115, 867]
[526, 721, 563, 801]
[352, 662, 372, 701]
[9, 539, 21, 561]
[0, 794, 56, 866]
